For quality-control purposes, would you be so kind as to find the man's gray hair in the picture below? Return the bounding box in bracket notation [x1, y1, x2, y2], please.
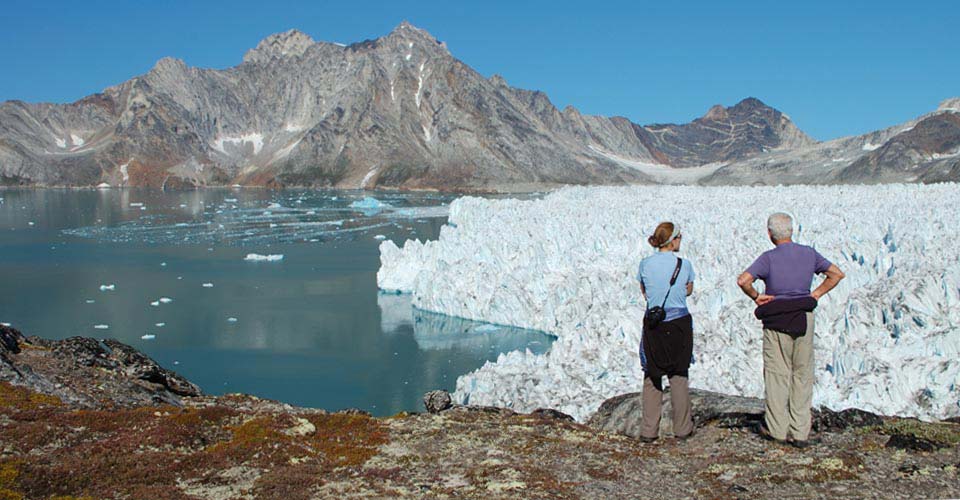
[767, 212, 794, 241]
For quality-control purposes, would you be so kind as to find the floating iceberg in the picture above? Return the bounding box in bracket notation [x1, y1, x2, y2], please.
[141, 334, 156, 340]
[93, 324, 109, 330]
[158, 297, 173, 304]
[378, 184, 960, 422]
[349, 196, 392, 215]
[99, 284, 115, 291]
[244, 253, 284, 262]
[202, 283, 214, 288]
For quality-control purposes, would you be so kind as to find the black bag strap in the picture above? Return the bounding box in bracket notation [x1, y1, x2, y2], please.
[659, 258, 683, 309]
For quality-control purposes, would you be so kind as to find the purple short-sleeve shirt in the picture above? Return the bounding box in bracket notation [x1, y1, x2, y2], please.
[746, 242, 832, 299]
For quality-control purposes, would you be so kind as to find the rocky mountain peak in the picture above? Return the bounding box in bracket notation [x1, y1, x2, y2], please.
[938, 97, 960, 112]
[243, 29, 316, 64]
[703, 104, 728, 121]
[384, 21, 448, 52]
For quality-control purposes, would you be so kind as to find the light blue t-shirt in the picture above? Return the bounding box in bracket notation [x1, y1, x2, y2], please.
[637, 252, 695, 321]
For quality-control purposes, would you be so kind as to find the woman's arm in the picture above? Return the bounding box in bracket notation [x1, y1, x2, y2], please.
[640, 282, 647, 299]
[686, 281, 694, 296]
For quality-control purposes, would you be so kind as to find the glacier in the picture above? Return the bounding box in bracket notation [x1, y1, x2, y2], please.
[378, 184, 960, 422]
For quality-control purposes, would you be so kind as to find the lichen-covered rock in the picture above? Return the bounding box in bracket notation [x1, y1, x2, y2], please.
[813, 407, 884, 432]
[53, 336, 116, 369]
[102, 339, 201, 396]
[423, 390, 453, 414]
[1, 334, 201, 408]
[529, 408, 575, 422]
[587, 388, 765, 438]
[0, 325, 24, 354]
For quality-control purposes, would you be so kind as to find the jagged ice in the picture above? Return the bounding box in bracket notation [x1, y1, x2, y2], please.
[378, 184, 960, 422]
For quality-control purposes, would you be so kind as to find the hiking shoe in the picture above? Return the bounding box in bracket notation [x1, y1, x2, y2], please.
[757, 423, 787, 444]
[790, 435, 821, 449]
[676, 429, 696, 441]
[639, 436, 658, 444]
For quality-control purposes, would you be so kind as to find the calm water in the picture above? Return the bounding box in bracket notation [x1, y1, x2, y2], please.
[0, 188, 552, 415]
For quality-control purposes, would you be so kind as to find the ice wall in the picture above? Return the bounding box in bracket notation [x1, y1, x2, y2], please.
[378, 185, 960, 421]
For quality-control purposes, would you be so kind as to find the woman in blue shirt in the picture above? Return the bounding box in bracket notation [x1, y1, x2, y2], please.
[636, 221, 696, 442]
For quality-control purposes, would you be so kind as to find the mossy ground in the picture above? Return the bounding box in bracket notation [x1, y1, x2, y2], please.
[0, 381, 957, 498]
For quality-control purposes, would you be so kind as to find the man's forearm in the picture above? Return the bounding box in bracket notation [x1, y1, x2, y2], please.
[812, 277, 839, 300]
[812, 265, 845, 300]
[739, 282, 759, 300]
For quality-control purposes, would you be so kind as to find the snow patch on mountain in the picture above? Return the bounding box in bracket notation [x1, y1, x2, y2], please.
[212, 133, 265, 155]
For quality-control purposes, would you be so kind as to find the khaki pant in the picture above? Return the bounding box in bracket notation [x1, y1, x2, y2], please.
[762, 312, 815, 441]
[640, 375, 693, 439]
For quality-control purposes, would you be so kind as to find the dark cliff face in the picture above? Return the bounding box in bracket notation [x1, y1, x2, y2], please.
[0, 23, 822, 191]
[839, 112, 960, 183]
[636, 97, 815, 167]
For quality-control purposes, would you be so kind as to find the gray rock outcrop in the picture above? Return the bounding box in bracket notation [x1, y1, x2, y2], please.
[423, 389, 453, 413]
[587, 388, 765, 438]
[0, 324, 200, 407]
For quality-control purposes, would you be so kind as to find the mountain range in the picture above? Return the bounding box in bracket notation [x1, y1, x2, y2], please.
[1, 22, 958, 191]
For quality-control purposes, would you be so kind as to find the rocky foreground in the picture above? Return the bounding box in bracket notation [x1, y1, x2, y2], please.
[0, 325, 958, 499]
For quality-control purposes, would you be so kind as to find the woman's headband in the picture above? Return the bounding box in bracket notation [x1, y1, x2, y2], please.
[661, 224, 681, 247]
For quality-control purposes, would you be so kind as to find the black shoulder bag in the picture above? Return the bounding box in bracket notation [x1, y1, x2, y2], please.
[644, 257, 683, 329]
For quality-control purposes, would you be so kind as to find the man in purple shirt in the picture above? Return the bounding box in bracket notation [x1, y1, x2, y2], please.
[737, 213, 845, 448]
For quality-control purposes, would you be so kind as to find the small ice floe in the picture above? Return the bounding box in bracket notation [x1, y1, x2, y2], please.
[150, 301, 160, 307]
[227, 317, 238, 323]
[97, 183, 111, 189]
[99, 284, 116, 291]
[305, 210, 316, 215]
[374, 234, 387, 240]
[130, 202, 143, 207]
[85, 299, 95, 304]
[159, 297, 173, 304]
[0, 323, 11, 327]
[244, 253, 284, 262]
[160, 262, 167, 267]
[349, 197, 392, 215]
[179, 204, 188, 208]
[177, 276, 183, 280]
[267, 202, 282, 209]
[173, 360, 180, 365]
[225, 198, 238, 203]
[28, 221, 35, 226]
[93, 324, 109, 330]
[155, 322, 165, 327]
[202, 283, 214, 288]
[141, 334, 156, 340]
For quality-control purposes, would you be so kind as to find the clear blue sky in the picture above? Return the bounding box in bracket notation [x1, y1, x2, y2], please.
[1, 0, 957, 140]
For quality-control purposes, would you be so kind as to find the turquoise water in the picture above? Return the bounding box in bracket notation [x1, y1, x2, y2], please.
[0, 188, 552, 415]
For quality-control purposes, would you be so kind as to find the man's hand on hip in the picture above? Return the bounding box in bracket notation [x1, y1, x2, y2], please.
[755, 294, 775, 306]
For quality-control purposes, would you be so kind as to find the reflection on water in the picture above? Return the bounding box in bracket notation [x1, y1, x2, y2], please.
[0, 188, 553, 415]
[378, 293, 552, 355]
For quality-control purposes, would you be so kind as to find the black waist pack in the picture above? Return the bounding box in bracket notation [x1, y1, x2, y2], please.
[644, 257, 683, 329]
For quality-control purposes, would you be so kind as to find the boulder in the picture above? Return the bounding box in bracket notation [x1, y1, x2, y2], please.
[587, 388, 764, 438]
[102, 339, 201, 396]
[53, 337, 117, 369]
[423, 390, 453, 414]
[0, 325, 25, 354]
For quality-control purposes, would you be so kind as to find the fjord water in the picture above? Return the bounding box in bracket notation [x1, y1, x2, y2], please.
[0, 188, 552, 415]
